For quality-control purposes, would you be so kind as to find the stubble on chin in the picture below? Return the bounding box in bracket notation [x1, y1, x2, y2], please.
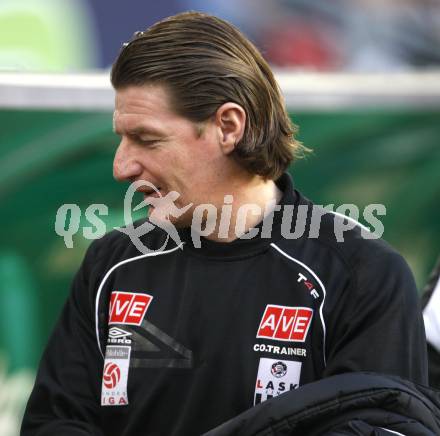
[148, 205, 194, 229]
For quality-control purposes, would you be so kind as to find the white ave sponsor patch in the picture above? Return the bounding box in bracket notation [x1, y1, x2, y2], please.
[101, 345, 131, 406]
[254, 357, 301, 405]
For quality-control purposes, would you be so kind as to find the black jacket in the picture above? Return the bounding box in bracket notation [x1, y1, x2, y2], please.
[422, 257, 440, 389]
[21, 174, 428, 436]
[204, 372, 440, 436]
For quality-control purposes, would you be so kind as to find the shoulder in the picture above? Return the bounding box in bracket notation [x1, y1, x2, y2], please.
[317, 207, 411, 279]
[310, 206, 417, 311]
[279, 191, 416, 299]
[288, 191, 409, 274]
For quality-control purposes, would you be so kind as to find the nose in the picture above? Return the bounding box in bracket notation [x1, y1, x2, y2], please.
[113, 139, 143, 182]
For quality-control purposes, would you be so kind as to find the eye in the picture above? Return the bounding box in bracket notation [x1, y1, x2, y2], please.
[128, 134, 160, 147]
[139, 138, 160, 147]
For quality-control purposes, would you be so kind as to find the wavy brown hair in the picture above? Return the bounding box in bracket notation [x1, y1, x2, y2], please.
[111, 11, 308, 180]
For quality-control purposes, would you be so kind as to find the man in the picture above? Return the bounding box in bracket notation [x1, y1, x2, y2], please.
[422, 256, 440, 388]
[22, 12, 427, 436]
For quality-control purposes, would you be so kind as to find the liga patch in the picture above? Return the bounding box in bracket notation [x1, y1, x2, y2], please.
[254, 357, 301, 405]
[101, 345, 131, 406]
[257, 305, 313, 342]
[109, 291, 153, 325]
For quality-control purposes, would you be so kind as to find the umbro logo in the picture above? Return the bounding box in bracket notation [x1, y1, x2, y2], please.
[108, 327, 132, 339]
[108, 327, 132, 345]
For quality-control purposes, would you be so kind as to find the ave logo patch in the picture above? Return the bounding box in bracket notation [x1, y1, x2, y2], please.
[254, 358, 301, 405]
[109, 291, 153, 325]
[257, 305, 313, 342]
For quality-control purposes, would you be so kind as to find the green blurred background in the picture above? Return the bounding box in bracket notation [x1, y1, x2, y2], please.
[1, 107, 439, 376]
[1, 1, 440, 433]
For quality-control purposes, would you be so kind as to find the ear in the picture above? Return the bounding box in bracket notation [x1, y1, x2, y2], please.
[214, 102, 246, 155]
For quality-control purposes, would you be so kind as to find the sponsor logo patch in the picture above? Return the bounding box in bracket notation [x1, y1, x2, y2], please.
[103, 362, 121, 389]
[101, 345, 131, 406]
[254, 357, 301, 405]
[108, 327, 132, 345]
[271, 361, 287, 378]
[109, 291, 153, 325]
[257, 305, 313, 342]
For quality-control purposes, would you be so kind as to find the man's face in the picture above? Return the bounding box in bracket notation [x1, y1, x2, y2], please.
[113, 84, 228, 227]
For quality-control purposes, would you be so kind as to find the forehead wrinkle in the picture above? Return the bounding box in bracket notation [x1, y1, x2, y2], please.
[113, 115, 166, 137]
[129, 126, 164, 136]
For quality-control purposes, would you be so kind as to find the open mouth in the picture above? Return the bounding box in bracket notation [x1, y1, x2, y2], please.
[136, 186, 162, 196]
[142, 187, 162, 199]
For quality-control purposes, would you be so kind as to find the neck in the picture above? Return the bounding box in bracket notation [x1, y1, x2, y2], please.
[197, 176, 283, 243]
